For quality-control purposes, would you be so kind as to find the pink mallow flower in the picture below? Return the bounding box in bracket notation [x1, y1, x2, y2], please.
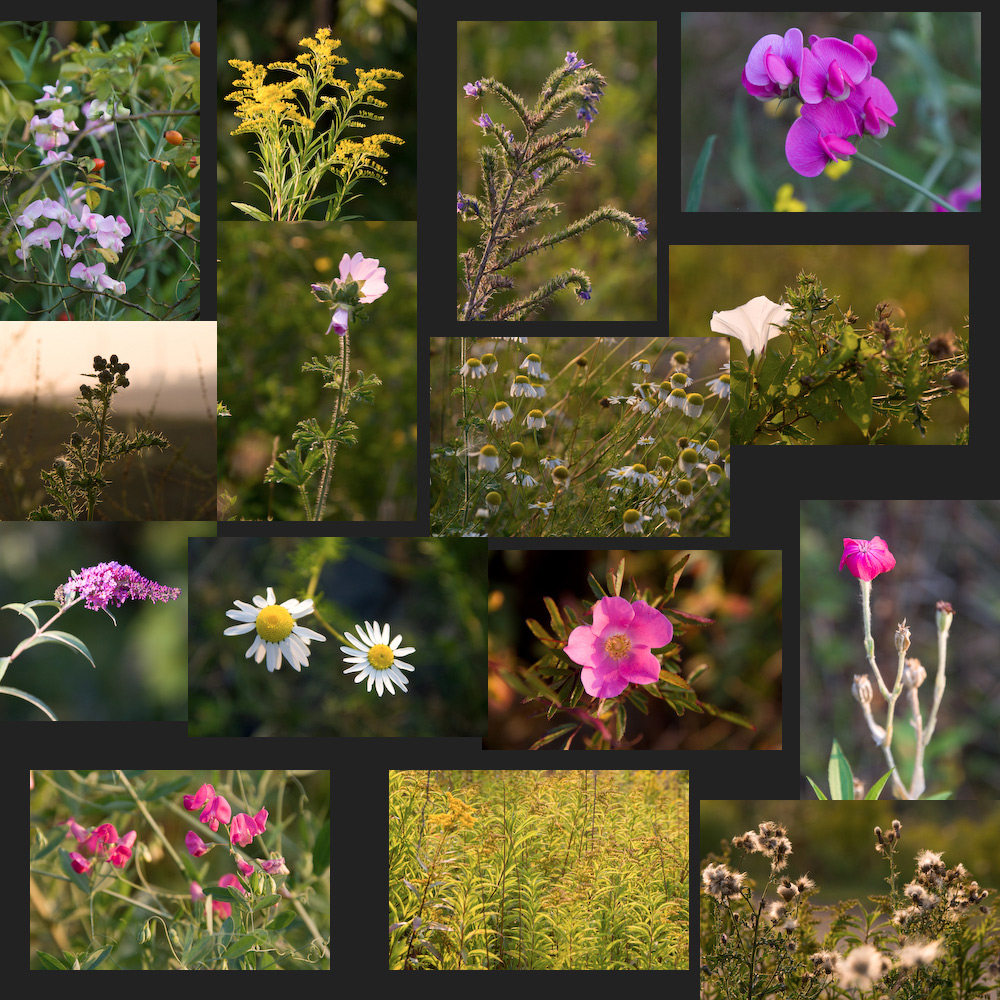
[230, 808, 268, 847]
[336, 251, 388, 303]
[563, 595, 673, 699]
[785, 99, 860, 177]
[840, 536, 896, 582]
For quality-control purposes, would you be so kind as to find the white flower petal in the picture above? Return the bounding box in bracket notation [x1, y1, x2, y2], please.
[710, 295, 791, 356]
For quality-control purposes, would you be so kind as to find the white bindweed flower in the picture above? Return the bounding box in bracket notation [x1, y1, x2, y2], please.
[224, 587, 326, 672]
[711, 295, 791, 356]
[341, 620, 416, 696]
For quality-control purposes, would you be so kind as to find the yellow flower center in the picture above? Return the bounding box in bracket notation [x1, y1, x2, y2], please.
[256, 605, 295, 643]
[604, 633, 631, 661]
[368, 643, 395, 670]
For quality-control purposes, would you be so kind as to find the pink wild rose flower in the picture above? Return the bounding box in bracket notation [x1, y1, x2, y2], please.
[563, 595, 673, 699]
[840, 536, 896, 582]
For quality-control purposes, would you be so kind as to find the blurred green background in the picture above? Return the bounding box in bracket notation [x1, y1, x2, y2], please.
[670, 244, 969, 444]
[801, 500, 1000, 799]
[217, 221, 417, 520]
[457, 20, 656, 321]
[681, 12, 981, 211]
[702, 799, 999, 904]
[188, 535, 486, 737]
[0, 522, 208, 721]
[487, 548, 782, 750]
[217, 0, 417, 221]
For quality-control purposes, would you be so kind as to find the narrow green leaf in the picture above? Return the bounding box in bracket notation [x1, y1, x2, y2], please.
[805, 775, 828, 800]
[923, 790, 953, 800]
[312, 818, 330, 875]
[0, 685, 57, 720]
[587, 571, 608, 600]
[223, 933, 260, 958]
[36, 951, 68, 970]
[864, 769, 895, 800]
[82, 944, 114, 969]
[828, 739, 855, 800]
[250, 893, 281, 912]
[231, 201, 271, 221]
[530, 723, 577, 750]
[685, 134, 716, 211]
[543, 595, 567, 639]
[2, 602, 40, 628]
[12, 630, 96, 668]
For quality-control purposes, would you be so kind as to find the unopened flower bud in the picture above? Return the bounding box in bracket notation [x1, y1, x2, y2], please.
[935, 601, 954, 635]
[903, 657, 927, 690]
[895, 619, 911, 653]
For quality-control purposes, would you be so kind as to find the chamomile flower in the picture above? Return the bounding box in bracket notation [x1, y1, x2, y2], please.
[341, 620, 416, 696]
[224, 587, 326, 672]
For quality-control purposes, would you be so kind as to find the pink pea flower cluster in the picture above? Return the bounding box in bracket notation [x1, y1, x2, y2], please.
[742, 27, 898, 177]
[183, 782, 269, 851]
[62, 818, 137, 874]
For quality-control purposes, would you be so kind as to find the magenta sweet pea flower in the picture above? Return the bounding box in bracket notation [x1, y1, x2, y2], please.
[933, 182, 981, 212]
[185, 830, 213, 857]
[183, 782, 216, 812]
[742, 28, 804, 101]
[840, 536, 896, 582]
[845, 76, 897, 138]
[563, 595, 673, 699]
[785, 99, 860, 177]
[70, 852, 92, 874]
[799, 37, 871, 104]
[230, 808, 268, 847]
[199, 793, 232, 833]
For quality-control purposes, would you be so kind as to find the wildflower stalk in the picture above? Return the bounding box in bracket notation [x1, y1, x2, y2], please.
[852, 152, 959, 211]
[313, 332, 350, 521]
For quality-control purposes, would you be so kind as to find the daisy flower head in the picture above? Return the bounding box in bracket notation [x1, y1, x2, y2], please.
[341, 620, 416, 696]
[224, 587, 326, 672]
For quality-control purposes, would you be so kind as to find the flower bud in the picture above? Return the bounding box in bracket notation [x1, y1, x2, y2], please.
[935, 601, 954, 635]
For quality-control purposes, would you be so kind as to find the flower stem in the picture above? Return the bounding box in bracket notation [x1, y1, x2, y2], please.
[312, 331, 350, 520]
[853, 152, 958, 211]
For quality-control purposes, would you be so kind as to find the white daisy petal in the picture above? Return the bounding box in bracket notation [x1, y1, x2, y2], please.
[340, 619, 416, 697]
[224, 587, 324, 673]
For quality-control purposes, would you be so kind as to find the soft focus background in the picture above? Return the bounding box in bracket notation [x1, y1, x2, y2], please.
[801, 500, 1000, 799]
[0, 522, 203, 720]
[670, 244, 969, 444]
[457, 20, 657, 320]
[487, 548, 782, 750]
[217, 221, 417, 520]
[217, 0, 417, 221]
[188, 535, 486, 737]
[702, 799, 999, 906]
[681, 12, 981, 212]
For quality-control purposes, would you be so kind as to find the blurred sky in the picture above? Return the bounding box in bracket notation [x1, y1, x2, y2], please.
[0, 322, 216, 414]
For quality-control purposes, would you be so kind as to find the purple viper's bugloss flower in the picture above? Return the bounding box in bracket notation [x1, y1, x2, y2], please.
[463, 80, 483, 97]
[475, 112, 493, 130]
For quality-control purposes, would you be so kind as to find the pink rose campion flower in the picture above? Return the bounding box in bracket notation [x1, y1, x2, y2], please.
[563, 595, 673, 699]
[840, 536, 896, 582]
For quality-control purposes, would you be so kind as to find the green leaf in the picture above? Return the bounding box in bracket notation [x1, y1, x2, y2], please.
[685, 134, 716, 212]
[864, 769, 895, 800]
[833, 378, 873, 436]
[250, 892, 281, 912]
[543, 596, 567, 640]
[12, 630, 96, 669]
[36, 951, 69, 970]
[232, 201, 271, 221]
[312, 818, 330, 875]
[828, 738, 855, 800]
[223, 933, 260, 958]
[82, 944, 114, 969]
[267, 907, 298, 931]
[0, 685, 58, 720]
[2, 602, 40, 628]
[586, 571, 608, 600]
[805, 775, 828, 800]
[923, 790, 953, 800]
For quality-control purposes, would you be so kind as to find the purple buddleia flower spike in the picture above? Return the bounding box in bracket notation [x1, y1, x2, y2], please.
[60, 562, 181, 613]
